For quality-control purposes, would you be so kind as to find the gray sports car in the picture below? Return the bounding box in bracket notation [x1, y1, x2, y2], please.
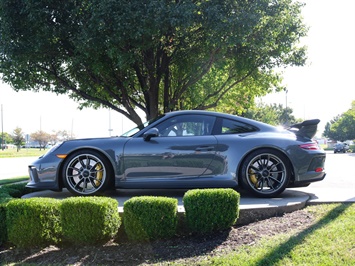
[27, 110, 326, 198]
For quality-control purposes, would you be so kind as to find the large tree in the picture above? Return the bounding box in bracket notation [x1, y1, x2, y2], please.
[0, 0, 307, 125]
[12, 127, 25, 151]
[243, 102, 300, 127]
[324, 101, 355, 142]
[31, 130, 51, 150]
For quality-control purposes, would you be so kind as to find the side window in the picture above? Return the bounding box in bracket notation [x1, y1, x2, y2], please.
[156, 115, 216, 137]
[220, 118, 258, 134]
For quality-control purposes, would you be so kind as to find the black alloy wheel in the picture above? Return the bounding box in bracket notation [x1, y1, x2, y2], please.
[240, 149, 290, 198]
[62, 150, 112, 196]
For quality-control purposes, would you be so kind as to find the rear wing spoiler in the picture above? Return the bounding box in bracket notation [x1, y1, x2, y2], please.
[287, 119, 320, 139]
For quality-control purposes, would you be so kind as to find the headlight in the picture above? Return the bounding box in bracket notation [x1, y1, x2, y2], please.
[42, 142, 63, 158]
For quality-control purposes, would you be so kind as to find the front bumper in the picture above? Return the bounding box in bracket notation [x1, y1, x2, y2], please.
[26, 156, 62, 191]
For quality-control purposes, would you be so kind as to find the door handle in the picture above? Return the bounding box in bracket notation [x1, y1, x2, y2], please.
[195, 146, 214, 152]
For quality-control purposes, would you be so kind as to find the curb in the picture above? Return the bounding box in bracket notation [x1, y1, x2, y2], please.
[23, 189, 311, 226]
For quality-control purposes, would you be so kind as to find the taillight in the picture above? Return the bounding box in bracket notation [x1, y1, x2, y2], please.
[299, 143, 320, 150]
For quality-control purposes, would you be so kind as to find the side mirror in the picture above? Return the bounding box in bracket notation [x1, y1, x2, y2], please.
[143, 128, 159, 141]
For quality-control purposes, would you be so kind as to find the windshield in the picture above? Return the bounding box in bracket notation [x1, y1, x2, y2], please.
[120, 115, 164, 137]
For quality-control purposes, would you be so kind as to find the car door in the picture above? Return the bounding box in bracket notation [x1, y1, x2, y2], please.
[122, 114, 218, 180]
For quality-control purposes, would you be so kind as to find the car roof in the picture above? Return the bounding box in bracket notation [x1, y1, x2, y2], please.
[163, 110, 278, 132]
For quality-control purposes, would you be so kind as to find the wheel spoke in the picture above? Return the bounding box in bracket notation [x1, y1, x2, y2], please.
[78, 157, 87, 169]
[266, 178, 275, 190]
[257, 179, 264, 191]
[74, 177, 85, 189]
[244, 152, 288, 196]
[65, 153, 108, 195]
[250, 165, 260, 172]
[270, 169, 285, 175]
[81, 178, 88, 192]
[68, 167, 81, 176]
[268, 176, 282, 184]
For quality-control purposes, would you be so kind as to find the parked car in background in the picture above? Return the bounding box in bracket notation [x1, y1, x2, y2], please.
[27, 110, 326, 198]
[334, 143, 349, 153]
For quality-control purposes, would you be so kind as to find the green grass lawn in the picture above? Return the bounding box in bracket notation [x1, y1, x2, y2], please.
[0, 177, 29, 186]
[0, 148, 46, 158]
[193, 203, 355, 266]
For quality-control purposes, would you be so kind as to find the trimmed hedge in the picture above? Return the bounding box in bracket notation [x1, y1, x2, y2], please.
[183, 188, 240, 234]
[6, 198, 62, 248]
[124, 196, 178, 241]
[0, 183, 27, 245]
[0, 197, 12, 245]
[0, 184, 241, 246]
[60, 196, 120, 245]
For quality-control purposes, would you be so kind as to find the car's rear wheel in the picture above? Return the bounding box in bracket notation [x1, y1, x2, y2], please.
[240, 149, 290, 198]
[62, 150, 112, 196]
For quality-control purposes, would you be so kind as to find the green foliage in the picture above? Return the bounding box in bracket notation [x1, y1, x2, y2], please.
[30, 130, 51, 150]
[0, 187, 22, 198]
[183, 188, 240, 234]
[324, 101, 355, 141]
[0, 193, 12, 202]
[2, 182, 31, 197]
[0, 198, 12, 245]
[11, 127, 25, 151]
[61, 197, 120, 245]
[123, 196, 178, 241]
[0, 0, 307, 124]
[244, 102, 301, 126]
[6, 198, 62, 248]
[0, 132, 13, 147]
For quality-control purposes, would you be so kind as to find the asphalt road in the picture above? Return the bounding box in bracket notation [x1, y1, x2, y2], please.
[0, 156, 37, 179]
[289, 151, 355, 202]
[1, 151, 354, 203]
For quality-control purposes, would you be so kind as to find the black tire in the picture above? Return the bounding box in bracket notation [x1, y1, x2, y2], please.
[62, 150, 112, 196]
[240, 149, 290, 198]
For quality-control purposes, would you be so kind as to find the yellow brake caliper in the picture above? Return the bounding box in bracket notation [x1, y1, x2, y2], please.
[95, 163, 103, 186]
[249, 169, 259, 188]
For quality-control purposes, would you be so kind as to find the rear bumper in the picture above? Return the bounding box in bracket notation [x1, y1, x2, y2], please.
[291, 153, 326, 186]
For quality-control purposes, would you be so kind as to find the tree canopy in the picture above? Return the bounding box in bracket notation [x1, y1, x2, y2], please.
[11, 127, 25, 151]
[243, 102, 300, 127]
[323, 101, 355, 142]
[0, 0, 307, 125]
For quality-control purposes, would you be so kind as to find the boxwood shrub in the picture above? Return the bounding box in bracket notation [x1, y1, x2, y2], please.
[6, 198, 62, 247]
[0, 197, 12, 245]
[183, 188, 240, 234]
[60, 196, 120, 245]
[124, 196, 178, 241]
[1, 182, 30, 196]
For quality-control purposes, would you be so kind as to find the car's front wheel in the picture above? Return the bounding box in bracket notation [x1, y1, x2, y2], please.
[62, 150, 112, 196]
[240, 149, 290, 198]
